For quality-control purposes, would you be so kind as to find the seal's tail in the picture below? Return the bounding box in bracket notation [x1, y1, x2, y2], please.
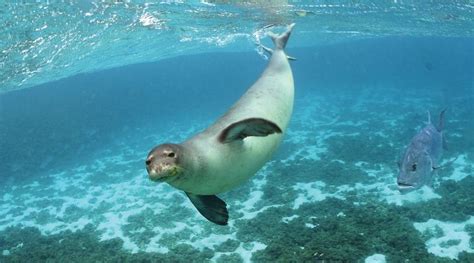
[268, 23, 295, 50]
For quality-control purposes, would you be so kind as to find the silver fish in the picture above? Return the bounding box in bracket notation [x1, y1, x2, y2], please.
[397, 109, 446, 192]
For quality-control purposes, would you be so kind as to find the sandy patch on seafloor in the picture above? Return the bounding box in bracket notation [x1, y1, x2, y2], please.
[414, 217, 474, 260]
[365, 254, 387, 263]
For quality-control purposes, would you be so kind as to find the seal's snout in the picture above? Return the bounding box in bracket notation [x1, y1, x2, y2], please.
[145, 154, 161, 180]
[145, 155, 154, 173]
[145, 143, 184, 182]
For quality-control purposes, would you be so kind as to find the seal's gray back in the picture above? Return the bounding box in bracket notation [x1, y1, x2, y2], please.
[194, 48, 293, 141]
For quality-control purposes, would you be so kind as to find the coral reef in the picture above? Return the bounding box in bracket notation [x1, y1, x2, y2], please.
[396, 176, 474, 222]
[248, 198, 440, 262]
[0, 225, 214, 263]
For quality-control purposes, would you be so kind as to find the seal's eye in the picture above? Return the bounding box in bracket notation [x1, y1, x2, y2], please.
[145, 159, 151, 165]
[168, 152, 175, 158]
[411, 163, 417, 171]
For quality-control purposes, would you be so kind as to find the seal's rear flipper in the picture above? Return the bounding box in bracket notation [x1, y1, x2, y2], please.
[218, 118, 282, 143]
[268, 23, 295, 50]
[185, 192, 228, 225]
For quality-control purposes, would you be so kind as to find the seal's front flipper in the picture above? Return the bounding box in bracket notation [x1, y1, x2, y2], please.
[218, 118, 282, 143]
[185, 192, 228, 226]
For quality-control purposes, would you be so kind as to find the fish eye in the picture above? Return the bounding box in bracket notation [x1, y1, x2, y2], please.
[411, 163, 417, 171]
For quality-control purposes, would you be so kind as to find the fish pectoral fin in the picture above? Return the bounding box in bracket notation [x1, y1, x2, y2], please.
[433, 156, 458, 170]
[185, 192, 228, 226]
[218, 118, 282, 143]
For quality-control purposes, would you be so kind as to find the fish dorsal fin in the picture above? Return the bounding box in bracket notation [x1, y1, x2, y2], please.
[218, 118, 282, 144]
[185, 192, 228, 226]
[437, 108, 447, 132]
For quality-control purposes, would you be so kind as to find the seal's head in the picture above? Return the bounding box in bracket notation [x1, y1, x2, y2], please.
[146, 143, 184, 182]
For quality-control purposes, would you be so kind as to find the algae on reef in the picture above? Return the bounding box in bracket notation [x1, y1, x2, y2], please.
[0, 225, 214, 263]
[396, 176, 474, 222]
[248, 198, 440, 262]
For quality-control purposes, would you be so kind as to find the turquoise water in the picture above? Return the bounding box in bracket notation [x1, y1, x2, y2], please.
[0, 1, 473, 262]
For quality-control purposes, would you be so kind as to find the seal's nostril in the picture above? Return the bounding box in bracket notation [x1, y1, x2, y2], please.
[145, 159, 151, 166]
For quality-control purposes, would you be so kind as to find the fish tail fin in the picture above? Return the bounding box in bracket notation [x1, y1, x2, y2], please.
[268, 23, 295, 50]
[438, 108, 447, 132]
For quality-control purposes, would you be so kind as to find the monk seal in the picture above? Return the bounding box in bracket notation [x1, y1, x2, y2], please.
[145, 24, 295, 225]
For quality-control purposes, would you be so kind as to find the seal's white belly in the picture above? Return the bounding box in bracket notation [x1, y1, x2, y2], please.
[173, 50, 294, 195]
[203, 134, 283, 194]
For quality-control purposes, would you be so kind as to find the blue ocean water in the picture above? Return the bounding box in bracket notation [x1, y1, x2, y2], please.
[0, 1, 473, 262]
